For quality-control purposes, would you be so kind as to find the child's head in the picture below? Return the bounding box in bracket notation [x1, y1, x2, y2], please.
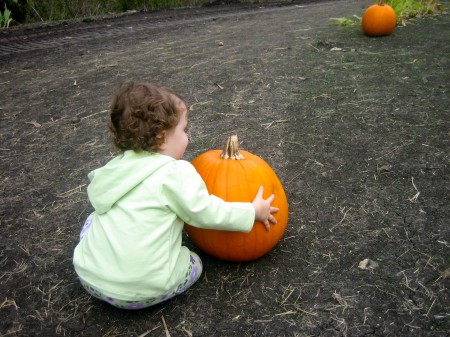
[109, 80, 188, 153]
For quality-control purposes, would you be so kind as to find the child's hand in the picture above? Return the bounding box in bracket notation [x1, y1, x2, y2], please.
[252, 186, 279, 232]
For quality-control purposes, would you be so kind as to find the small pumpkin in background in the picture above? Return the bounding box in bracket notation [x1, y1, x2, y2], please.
[362, 0, 397, 36]
[184, 135, 289, 262]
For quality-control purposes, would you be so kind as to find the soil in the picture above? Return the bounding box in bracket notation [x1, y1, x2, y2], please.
[0, 0, 449, 336]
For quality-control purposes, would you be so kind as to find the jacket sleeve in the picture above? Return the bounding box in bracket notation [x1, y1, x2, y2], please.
[160, 160, 255, 232]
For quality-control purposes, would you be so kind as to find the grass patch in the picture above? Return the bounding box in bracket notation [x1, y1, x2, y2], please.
[332, 0, 446, 27]
[0, 3, 13, 28]
[3, 0, 207, 24]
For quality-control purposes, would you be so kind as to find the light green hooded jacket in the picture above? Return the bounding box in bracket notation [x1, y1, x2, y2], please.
[73, 150, 254, 300]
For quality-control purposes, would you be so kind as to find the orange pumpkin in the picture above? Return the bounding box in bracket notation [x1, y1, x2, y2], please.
[184, 135, 289, 262]
[362, 0, 397, 36]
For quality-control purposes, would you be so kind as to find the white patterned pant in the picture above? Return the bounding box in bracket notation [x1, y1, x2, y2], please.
[77, 213, 203, 309]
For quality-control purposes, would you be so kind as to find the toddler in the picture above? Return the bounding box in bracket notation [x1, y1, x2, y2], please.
[73, 80, 279, 309]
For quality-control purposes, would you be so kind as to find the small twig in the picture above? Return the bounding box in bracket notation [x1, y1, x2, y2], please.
[425, 297, 437, 318]
[408, 177, 420, 202]
[436, 240, 450, 248]
[57, 184, 86, 197]
[161, 316, 171, 337]
[339, 207, 351, 224]
[0, 298, 19, 310]
[81, 110, 108, 121]
[274, 310, 296, 316]
[138, 325, 160, 337]
[217, 112, 240, 116]
[405, 320, 421, 329]
[189, 60, 208, 69]
[95, 63, 118, 69]
[28, 3, 43, 21]
[372, 141, 413, 161]
[291, 304, 318, 317]
[262, 119, 290, 129]
[397, 271, 417, 292]
[312, 159, 324, 167]
[1, 326, 23, 336]
[281, 287, 295, 305]
[330, 207, 351, 232]
[285, 140, 305, 147]
[49, 280, 64, 293]
[287, 172, 302, 184]
[308, 43, 320, 52]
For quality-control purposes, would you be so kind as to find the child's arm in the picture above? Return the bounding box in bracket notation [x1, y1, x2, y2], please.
[160, 161, 277, 233]
[252, 186, 279, 232]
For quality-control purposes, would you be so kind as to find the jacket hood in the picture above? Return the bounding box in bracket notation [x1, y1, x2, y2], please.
[87, 151, 173, 214]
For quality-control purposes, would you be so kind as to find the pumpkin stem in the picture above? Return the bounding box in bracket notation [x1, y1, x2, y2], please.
[220, 135, 244, 160]
[378, 0, 386, 5]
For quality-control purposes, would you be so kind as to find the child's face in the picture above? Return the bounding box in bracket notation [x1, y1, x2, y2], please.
[158, 97, 189, 160]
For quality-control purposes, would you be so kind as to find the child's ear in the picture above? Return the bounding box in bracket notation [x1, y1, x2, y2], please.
[156, 131, 167, 150]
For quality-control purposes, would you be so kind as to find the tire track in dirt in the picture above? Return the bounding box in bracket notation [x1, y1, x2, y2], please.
[0, 2, 330, 56]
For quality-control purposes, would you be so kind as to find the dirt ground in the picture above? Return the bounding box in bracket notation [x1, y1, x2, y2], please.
[1, 0, 449, 336]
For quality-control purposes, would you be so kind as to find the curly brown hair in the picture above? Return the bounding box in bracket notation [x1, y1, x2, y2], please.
[109, 81, 187, 152]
